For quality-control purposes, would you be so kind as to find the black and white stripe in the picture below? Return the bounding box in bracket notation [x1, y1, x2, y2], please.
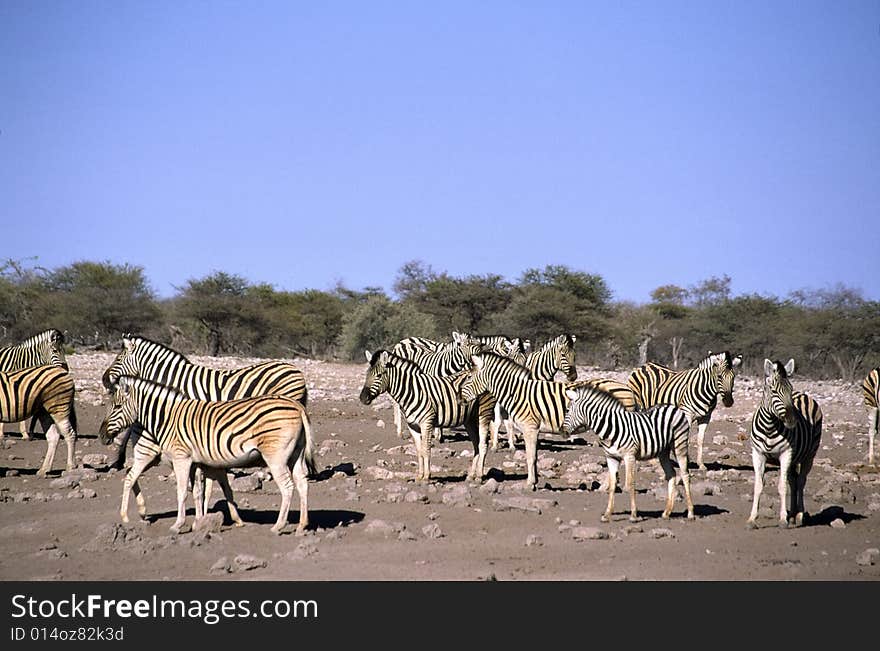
[99, 376, 315, 534]
[525, 334, 578, 382]
[459, 352, 569, 490]
[0, 365, 77, 476]
[747, 359, 822, 529]
[627, 351, 741, 470]
[862, 367, 879, 465]
[563, 384, 694, 521]
[0, 329, 67, 439]
[359, 350, 494, 481]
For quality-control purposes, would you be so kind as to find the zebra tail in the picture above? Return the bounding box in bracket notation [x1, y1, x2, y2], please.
[300, 407, 317, 477]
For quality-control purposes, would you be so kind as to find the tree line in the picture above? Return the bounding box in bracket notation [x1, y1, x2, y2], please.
[1, 258, 877, 381]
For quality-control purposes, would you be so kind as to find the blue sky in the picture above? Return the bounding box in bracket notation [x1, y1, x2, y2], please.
[2, 1, 878, 302]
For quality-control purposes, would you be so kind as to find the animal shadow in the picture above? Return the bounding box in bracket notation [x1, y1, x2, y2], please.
[808, 505, 865, 527]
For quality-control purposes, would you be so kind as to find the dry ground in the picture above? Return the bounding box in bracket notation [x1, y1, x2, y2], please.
[1, 352, 878, 581]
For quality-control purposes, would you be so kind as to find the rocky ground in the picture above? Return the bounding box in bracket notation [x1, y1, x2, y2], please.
[0, 352, 878, 581]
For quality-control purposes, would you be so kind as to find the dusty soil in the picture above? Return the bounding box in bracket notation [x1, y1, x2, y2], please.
[1, 352, 878, 581]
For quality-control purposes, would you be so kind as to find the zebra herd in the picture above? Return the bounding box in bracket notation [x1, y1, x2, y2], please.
[0, 328, 875, 533]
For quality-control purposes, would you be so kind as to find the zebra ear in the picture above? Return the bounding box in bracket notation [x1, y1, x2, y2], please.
[565, 388, 579, 401]
[763, 359, 774, 376]
[123, 337, 136, 353]
[364, 350, 372, 363]
[784, 359, 796, 376]
[452, 331, 463, 343]
[732, 354, 742, 368]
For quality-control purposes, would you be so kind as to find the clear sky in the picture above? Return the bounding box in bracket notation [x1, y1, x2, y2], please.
[2, 1, 878, 303]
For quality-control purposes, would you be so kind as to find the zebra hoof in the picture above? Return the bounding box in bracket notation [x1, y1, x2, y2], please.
[746, 520, 758, 530]
[778, 520, 790, 529]
[600, 514, 610, 523]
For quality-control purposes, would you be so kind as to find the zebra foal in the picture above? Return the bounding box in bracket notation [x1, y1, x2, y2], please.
[0, 329, 68, 439]
[747, 359, 822, 529]
[563, 385, 694, 521]
[0, 365, 77, 476]
[99, 377, 315, 534]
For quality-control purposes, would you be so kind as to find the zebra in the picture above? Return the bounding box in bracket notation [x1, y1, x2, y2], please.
[0, 329, 68, 439]
[563, 384, 694, 522]
[458, 352, 570, 490]
[101, 335, 307, 468]
[389, 333, 486, 441]
[99, 376, 315, 534]
[359, 349, 495, 482]
[747, 359, 822, 529]
[862, 367, 879, 465]
[0, 365, 78, 476]
[492, 333, 579, 451]
[627, 351, 742, 470]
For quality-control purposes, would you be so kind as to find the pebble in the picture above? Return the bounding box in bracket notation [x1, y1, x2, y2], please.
[855, 548, 879, 566]
[421, 523, 444, 539]
[571, 527, 609, 541]
[524, 534, 544, 547]
[233, 554, 267, 572]
[193, 512, 224, 533]
[364, 519, 398, 537]
[829, 518, 846, 529]
[650, 528, 675, 539]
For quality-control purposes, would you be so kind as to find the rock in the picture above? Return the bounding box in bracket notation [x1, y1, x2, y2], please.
[376, 419, 386, 429]
[650, 528, 675, 539]
[364, 466, 394, 481]
[62, 468, 98, 483]
[692, 481, 722, 496]
[81, 523, 144, 553]
[441, 485, 472, 507]
[404, 490, 428, 503]
[398, 530, 418, 542]
[856, 548, 879, 566]
[287, 540, 319, 560]
[571, 527, 610, 541]
[524, 534, 544, 547]
[193, 512, 225, 533]
[621, 525, 643, 536]
[712, 435, 729, 446]
[231, 474, 261, 492]
[813, 482, 856, 505]
[233, 554, 267, 572]
[80, 488, 97, 499]
[364, 519, 397, 537]
[81, 453, 108, 469]
[209, 557, 232, 575]
[422, 523, 444, 539]
[537, 456, 557, 471]
[50, 477, 78, 490]
[479, 478, 500, 494]
[829, 518, 846, 529]
[492, 496, 555, 514]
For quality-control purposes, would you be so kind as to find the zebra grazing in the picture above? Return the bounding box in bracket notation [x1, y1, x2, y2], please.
[102, 335, 307, 468]
[627, 351, 742, 470]
[862, 368, 879, 465]
[0, 329, 68, 439]
[99, 376, 315, 534]
[459, 353, 570, 490]
[491, 334, 579, 451]
[359, 350, 494, 482]
[563, 385, 694, 522]
[0, 365, 77, 476]
[748, 359, 822, 529]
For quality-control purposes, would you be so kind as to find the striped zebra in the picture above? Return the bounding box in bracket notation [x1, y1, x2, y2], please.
[563, 384, 694, 521]
[0, 329, 68, 439]
[459, 353, 570, 490]
[492, 334, 579, 451]
[102, 335, 307, 467]
[0, 365, 78, 476]
[862, 367, 879, 465]
[99, 376, 315, 534]
[389, 333, 486, 441]
[748, 359, 822, 529]
[359, 350, 495, 482]
[627, 351, 742, 470]
[562, 378, 638, 437]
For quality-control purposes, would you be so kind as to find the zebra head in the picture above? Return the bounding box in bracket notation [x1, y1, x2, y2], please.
[504, 338, 528, 365]
[556, 334, 578, 382]
[761, 359, 797, 430]
[99, 376, 139, 444]
[562, 387, 589, 435]
[562, 385, 621, 435]
[359, 350, 392, 405]
[452, 333, 486, 357]
[706, 351, 741, 408]
[45, 329, 69, 370]
[102, 335, 141, 390]
[458, 355, 490, 404]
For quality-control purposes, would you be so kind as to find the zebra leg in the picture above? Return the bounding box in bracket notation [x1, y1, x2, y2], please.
[603, 456, 619, 522]
[266, 459, 295, 534]
[169, 456, 193, 534]
[507, 418, 517, 451]
[18, 419, 30, 440]
[868, 406, 878, 465]
[624, 454, 639, 522]
[520, 423, 539, 491]
[793, 458, 813, 527]
[695, 419, 708, 471]
[776, 448, 793, 528]
[659, 452, 677, 519]
[214, 471, 244, 526]
[57, 416, 77, 472]
[407, 425, 424, 481]
[394, 403, 406, 440]
[489, 403, 501, 452]
[36, 423, 60, 477]
[673, 442, 695, 520]
[291, 455, 310, 533]
[121, 451, 157, 523]
[191, 466, 205, 519]
[747, 448, 766, 529]
[419, 421, 435, 483]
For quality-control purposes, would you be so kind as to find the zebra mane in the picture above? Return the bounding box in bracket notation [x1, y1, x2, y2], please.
[698, 351, 734, 370]
[16, 329, 64, 348]
[570, 383, 626, 411]
[474, 351, 532, 377]
[369, 349, 422, 374]
[123, 335, 192, 364]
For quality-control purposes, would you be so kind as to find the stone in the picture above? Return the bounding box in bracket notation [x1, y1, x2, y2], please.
[524, 534, 544, 547]
[364, 466, 394, 481]
[422, 523, 444, 539]
[829, 518, 846, 529]
[404, 490, 428, 503]
[50, 477, 78, 490]
[650, 528, 675, 539]
[441, 485, 472, 507]
[62, 468, 98, 483]
[856, 548, 879, 566]
[193, 512, 224, 533]
[492, 496, 555, 514]
[398, 530, 418, 542]
[479, 478, 500, 494]
[81, 453, 108, 469]
[376, 419, 386, 429]
[209, 557, 232, 575]
[233, 554, 267, 572]
[231, 474, 261, 492]
[571, 527, 610, 541]
[364, 519, 397, 537]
